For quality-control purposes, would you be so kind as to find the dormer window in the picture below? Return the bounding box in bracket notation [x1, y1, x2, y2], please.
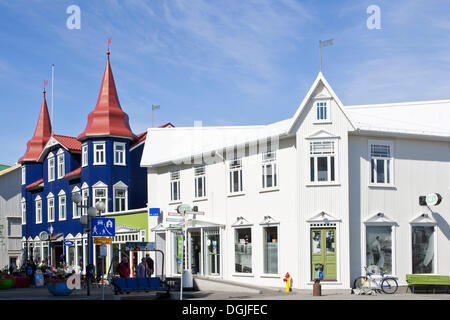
[48, 153, 55, 182]
[57, 149, 65, 179]
[316, 101, 328, 121]
[93, 142, 106, 165]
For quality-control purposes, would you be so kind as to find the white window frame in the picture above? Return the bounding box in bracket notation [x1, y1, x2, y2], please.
[21, 166, 26, 185]
[261, 224, 280, 276]
[261, 150, 278, 191]
[35, 197, 42, 224]
[363, 223, 397, 277]
[114, 142, 126, 166]
[93, 142, 106, 165]
[368, 140, 394, 187]
[409, 223, 438, 275]
[93, 182, 108, 213]
[47, 194, 54, 223]
[309, 140, 338, 184]
[48, 153, 55, 182]
[313, 99, 332, 123]
[228, 158, 243, 195]
[113, 181, 128, 212]
[58, 191, 67, 221]
[170, 170, 181, 203]
[81, 184, 89, 216]
[194, 166, 207, 199]
[233, 226, 253, 276]
[21, 198, 26, 225]
[81, 144, 88, 167]
[57, 149, 65, 179]
[72, 187, 81, 219]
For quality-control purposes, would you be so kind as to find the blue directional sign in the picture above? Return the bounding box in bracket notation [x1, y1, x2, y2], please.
[149, 207, 161, 216]
[91, 217, 115, 237]
[64, 240, 74, 246]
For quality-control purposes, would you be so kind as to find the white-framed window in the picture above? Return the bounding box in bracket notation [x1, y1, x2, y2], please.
[170, 170, 181, 202]
[35, 197, 42, 224]
[194, 166, 206, 199]
[411, 225, 436, 274]
[57, 149, 65, 179]
[261, 151, 277, 189]
[229, 158, 243, 193]
[369, 140, 394, 185]
[263, 225, 278, 275]
[316, 101, 329, 121]
[48, 153, 55, 182]
[114, 142, 126, 166]
[93, 142, 106, 165]
[82, 144, 88, 167]
[59, 192, 66, 221]
[93, 185, 107, 213]
[72, 188, 81, 219]
[21, 198, 26, 225]
[81, 186, 89, 216]
[113, 182, 128, 212]
[365, 225, 394, 275]
[47, 194, 54, 222]
[309, 140, 336, 183]
[234, 227, 252, 274]
[21, 166, 26, 185]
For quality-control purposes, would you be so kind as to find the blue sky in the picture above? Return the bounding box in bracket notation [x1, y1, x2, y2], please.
[1, 0, 450, 165]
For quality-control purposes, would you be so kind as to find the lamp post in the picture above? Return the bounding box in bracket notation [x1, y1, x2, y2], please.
[48, 224, 54, 265]
[72, 193, 104, 296]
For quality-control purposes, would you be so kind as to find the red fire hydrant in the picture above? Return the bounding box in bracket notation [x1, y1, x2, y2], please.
[283, 272, 291, 292]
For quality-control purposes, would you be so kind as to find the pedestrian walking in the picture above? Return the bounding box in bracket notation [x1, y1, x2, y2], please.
[145, 254, 154, 277]
[117, 256, 130, 278]
[137, 258, 148, 278]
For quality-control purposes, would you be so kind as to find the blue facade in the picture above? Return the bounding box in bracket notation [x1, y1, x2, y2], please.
[21, 136, 148, 268]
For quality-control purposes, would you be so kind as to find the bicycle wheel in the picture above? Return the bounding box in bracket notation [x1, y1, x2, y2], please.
[353, 276, 367, 290]
[381, 277, 398, 294]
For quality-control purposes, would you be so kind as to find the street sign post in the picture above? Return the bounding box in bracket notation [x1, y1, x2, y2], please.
[91, 217, 115, 237]
[149, 208, 161, 216]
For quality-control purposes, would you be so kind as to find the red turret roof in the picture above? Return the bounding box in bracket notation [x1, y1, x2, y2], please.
[18, 90, 52, 163]
[78, 50, 137, 141]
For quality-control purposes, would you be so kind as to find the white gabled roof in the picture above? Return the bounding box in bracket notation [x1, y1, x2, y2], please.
[346, 99, 450, 138]
[141, 119, 291, 167]
[141, 72, 450, 168]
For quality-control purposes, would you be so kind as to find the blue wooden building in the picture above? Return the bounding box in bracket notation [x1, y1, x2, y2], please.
[19, 50, 172, 273]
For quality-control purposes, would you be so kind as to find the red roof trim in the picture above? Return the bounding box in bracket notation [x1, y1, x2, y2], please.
[52, 134, 82, 152]
[26, 178, 44, 190]
[63, 167, 81, 180]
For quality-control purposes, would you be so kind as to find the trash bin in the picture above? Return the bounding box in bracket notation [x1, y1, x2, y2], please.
[182, 269, 193, 289]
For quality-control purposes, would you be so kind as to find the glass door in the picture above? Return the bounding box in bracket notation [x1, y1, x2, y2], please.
[189, 231, 201, 274]
[204, 228, 220, 276]
[311, 228, 337, 281]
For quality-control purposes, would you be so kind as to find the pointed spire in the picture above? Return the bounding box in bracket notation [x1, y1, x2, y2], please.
[18, 89, 53, 163]
[77, 49, 136, 141]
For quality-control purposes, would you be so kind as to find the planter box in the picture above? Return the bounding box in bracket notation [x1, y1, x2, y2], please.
[0, 278, 13, 290]
[46, 281, 73, 296]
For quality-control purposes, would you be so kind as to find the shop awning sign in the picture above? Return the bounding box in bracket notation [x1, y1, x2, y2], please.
[91, 217, 115, 237]
[93, 237, 112, 245]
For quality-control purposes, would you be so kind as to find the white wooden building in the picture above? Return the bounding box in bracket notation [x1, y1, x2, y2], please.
[141, 72, 450, 290]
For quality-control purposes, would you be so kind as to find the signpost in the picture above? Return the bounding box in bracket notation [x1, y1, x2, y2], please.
[93, 237, 112, 245]
[149, 208, 161, 216]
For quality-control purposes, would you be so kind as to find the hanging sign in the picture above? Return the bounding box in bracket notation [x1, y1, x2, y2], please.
[93, 237, 112, 245]
[177, 204, 191, 214]
[425, 193, 442, 206]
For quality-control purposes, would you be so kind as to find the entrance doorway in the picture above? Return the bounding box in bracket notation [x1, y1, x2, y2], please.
[204, 229, 220, 276]
[52, 243, 64, 267]
[311, 228, 336, 281]
[189, 231, 201, 274]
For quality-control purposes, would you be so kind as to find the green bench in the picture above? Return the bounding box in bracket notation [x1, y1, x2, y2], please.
[406, 274, 450, 294]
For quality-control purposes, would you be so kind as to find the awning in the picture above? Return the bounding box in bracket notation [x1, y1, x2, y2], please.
[49, 233, 64, 241]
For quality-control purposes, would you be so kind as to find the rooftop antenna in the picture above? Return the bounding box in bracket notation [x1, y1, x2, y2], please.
[319, 39, 334, 72]
[152, 105, 160, 128]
